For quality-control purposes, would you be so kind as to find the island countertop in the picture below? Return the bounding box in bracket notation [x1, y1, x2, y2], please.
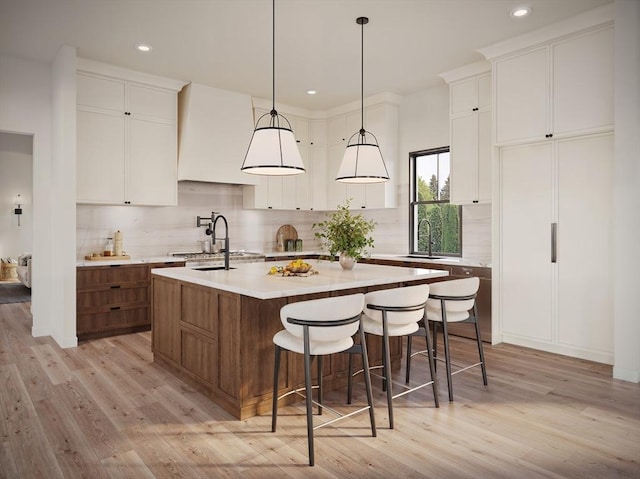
[151, 260, 449, 300]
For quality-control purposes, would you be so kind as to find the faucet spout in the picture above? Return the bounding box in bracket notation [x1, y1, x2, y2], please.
[211, 213, 230, 270]
[418, 218, 433, 257]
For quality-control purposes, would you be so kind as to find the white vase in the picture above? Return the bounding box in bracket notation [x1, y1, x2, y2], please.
[339, 253, 356, 270]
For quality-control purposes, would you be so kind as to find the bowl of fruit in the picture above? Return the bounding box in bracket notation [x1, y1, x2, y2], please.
[268, 259, 316, 276]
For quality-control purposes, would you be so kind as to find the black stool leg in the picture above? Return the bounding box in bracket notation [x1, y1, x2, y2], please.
[405, 335, 413, 384]
[347, 350, 354, 404]
[423, 316, 439, 408]
[359, 320, 377, 437]
[432, 321, 439, 372]
[473, 305, 488, 386]
[381, 311, 394, 429]
[271, 345, 281, 432]
[440, 307, 454, 402]
[302, 326, 314, 466]
[317, 355, 323, 415]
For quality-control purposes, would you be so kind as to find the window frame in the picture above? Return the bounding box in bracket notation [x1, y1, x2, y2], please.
[408, 147, 463, 258]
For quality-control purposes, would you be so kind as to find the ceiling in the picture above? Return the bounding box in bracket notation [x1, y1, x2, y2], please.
[0, 0, 612, 111]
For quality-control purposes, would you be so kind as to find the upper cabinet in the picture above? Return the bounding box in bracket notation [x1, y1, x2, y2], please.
[177, 83, 257, 185]
[491, 25, 614, 146]
[76, 59, 186, 206]
[440, 62, 492, 205]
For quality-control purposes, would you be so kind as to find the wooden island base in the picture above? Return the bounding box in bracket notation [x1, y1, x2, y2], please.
[151, 277, 432, 420]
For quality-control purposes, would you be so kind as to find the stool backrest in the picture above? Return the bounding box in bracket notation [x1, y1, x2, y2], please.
[364, 284, 429, 325]
[427, 277, 479, 314]
[280, 293, 365, 342]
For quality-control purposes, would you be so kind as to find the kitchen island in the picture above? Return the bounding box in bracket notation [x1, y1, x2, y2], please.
[151, 260, 448, 419]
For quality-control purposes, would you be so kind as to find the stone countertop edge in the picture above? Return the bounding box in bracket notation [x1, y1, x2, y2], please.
[263, 251, 490, 268]
[151, 261, 449, 300]
[76, 256, 185, 267]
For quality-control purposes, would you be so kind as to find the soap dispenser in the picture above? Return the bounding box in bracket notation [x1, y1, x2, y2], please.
[104, 238, 114, 257]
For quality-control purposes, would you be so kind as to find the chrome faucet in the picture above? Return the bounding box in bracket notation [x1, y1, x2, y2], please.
[418, 218, 433, 257]
[207, 213, 230, 270]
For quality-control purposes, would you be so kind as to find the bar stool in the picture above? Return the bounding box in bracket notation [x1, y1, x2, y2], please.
[271, 293, 376, 467]
[406, 277, 488, 402]
[348, 284, 439, 429]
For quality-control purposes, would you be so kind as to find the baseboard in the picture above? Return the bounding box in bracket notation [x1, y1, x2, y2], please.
[501, 334, 614, 365]
[613, 366, 640, 383]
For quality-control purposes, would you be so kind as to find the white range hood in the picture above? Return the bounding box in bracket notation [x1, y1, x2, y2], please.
[177, 82, 258, 185]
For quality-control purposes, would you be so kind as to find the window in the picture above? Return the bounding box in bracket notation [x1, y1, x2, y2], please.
[409, 148, 462, 257]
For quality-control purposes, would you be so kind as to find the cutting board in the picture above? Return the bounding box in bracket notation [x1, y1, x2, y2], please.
[84, 254, 131, 261]
[277, 224, 298, 241]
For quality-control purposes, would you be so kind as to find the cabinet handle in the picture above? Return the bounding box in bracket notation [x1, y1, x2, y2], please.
[109, 264, 121, 268]
[110, 285, 121, 289]
[551, 222, 558, 263]
[473, 200, 479, 203]
[110, 306, 121, 311]
[472, 107, 479, 112]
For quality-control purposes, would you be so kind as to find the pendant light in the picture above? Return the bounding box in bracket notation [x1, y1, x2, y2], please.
[336, 16, 389, 184]
[241, 0, 305, 176]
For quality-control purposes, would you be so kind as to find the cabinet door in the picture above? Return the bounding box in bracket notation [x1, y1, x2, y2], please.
[327, 144, 347, 208]
[128, 83, 176, 122]
[556, 134, 613, 354]
[552, 27, 614, 137]
[476, 109, 492, 203]
[495, 47, 548, 145]
[450, 77, 476, 115]
[450, 114, 476, 205]
[311, 145, 328, 210]
[127, 118, 177, 205]
[77, 73, 124, 113]
[500, 142, 553, 341]
[77, 109, 126, 204]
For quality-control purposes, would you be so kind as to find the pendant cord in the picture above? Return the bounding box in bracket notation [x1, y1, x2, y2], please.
[272, 0, 276, 113]
[360, 18, 364, 134]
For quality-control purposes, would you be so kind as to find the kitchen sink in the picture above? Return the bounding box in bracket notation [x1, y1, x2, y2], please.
[405, 255, 443, 260]
[192, 266, 237, 271]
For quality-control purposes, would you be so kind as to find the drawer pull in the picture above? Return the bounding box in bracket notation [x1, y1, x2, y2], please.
[110, 285, 121, 289]
[110, 306, 121, 311]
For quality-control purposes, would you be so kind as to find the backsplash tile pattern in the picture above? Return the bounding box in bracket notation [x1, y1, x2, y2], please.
[76, 182, 491, 263]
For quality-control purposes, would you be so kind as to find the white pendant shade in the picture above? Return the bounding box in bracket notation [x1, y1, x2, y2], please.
[242, 125, 305, 176]
[336, 133, 389, 183]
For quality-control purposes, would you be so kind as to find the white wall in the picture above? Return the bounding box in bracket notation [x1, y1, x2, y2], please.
[613, 0, 640, 383]
[0, 132, 33, 259]
[0, 54, 53, 340]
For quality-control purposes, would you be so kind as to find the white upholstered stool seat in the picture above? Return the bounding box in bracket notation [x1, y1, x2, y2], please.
[272, 293, 376, 466]
[348, 284, 439, 429]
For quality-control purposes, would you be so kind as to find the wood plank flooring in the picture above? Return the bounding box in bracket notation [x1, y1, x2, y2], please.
[1, 301, 639, 478]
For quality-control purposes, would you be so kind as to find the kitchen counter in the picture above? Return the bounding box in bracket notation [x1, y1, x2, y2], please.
[151, 261, 448, 419]
[151, 260, 448, 300]
[76, 256, 184, 267]
[370, 254, 491, 268]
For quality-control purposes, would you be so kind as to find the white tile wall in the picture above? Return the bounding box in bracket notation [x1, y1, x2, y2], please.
[76, 181, 491, 262]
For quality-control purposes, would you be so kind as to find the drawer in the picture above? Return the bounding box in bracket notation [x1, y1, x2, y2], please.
[77, 264, 149, 288]
[77, 285, 149, 311]
[77, 306, 149, 334]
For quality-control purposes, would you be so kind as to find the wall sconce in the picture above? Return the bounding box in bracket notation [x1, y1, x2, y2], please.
[14, 194, 23, 226]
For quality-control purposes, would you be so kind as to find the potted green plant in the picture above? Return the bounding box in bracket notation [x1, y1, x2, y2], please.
[313, 199, 376, 269]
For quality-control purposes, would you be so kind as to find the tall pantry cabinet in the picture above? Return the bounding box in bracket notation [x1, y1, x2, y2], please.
[482, 8, 615, 364]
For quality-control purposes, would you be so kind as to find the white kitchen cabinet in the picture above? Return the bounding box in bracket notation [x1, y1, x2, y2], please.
[499, 133, 613, 363]
[494, 25, 614, 146]
[445, 71, 492, 205]
[76, 67, 182, 206]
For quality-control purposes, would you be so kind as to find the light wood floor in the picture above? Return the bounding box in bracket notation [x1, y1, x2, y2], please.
[1, 301, 639, 478]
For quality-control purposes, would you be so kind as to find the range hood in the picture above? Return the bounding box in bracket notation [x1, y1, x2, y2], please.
[177, 82, 258, 185]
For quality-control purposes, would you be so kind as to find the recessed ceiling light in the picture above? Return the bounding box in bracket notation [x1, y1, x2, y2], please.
[510, 6, 531, 18]
[307, 90, 317, 95]
[136, 43, 152, 52]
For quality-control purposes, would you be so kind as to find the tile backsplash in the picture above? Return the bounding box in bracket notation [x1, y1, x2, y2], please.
[76, 182, 491, 262]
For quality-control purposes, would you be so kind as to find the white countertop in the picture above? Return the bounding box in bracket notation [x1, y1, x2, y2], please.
[369, 254, 491, 268]
[76, 256, 185, 267]
[151, 260, 448, 300]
